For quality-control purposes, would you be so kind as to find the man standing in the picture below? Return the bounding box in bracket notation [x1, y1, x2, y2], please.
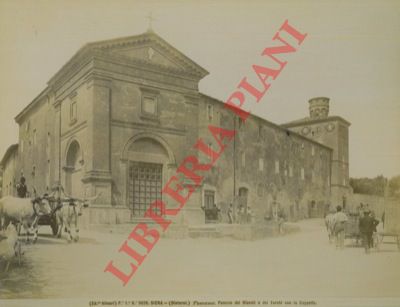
[227, 203, 234, 224]
[16, 176, 27, 198]
[370, 211, 380, 249]
[359, 210, 375, 253]
[333, 206, 348, 249]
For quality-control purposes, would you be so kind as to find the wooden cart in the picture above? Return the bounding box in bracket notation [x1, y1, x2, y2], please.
[344, 213, 362, 246]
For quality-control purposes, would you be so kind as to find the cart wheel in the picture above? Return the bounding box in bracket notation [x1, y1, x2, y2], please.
[51, 220, 59, 236]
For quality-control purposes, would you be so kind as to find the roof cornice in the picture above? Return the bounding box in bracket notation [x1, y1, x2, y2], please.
[14, 87, 51, 124]
[0, 144, 18, 167]
[281, 116, 351, 128]
[200, 93, 333, 151]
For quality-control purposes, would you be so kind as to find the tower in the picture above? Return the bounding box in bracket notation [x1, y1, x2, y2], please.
[282, 97, 351, 209]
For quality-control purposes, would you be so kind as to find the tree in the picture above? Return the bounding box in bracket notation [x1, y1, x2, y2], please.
[349, 175, 386, 196]
[387, 175, 400, 199]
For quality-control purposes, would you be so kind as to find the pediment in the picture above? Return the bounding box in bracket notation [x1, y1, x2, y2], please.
[109, 45, 184, 71]
[89, 31, 209, 79]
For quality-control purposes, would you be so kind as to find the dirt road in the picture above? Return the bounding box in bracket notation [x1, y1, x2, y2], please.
[1, 219, 399, 301]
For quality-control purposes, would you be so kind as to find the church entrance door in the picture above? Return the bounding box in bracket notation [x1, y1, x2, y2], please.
[128, 162, 163, 217]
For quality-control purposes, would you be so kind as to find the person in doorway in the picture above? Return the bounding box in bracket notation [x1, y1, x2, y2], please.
[16, 176, 28, 198]
[333, 206, 348, 249]
[238, 205, 245, 224]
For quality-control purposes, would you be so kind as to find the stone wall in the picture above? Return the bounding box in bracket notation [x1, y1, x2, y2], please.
[198, 95, 332, 224]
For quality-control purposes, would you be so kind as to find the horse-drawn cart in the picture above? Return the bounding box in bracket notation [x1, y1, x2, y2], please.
[344, 213, 362, 245]
[37, 200, 59, 236]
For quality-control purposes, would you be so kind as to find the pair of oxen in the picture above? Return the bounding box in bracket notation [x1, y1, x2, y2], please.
[0, 194, 91, 244]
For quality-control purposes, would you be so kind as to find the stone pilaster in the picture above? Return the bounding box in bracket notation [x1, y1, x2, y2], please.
[83, 73, 112, 206]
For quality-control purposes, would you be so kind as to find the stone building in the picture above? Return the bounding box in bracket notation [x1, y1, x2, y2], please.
[0, 144, 19, 197]
[282, 97, 352, 211]
[9, 30, 348, 225]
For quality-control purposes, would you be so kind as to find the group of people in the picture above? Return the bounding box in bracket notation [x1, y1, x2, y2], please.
[358, 209, 380, 253]
[227, 204, 254, 224]
[325, 204, 380, 253]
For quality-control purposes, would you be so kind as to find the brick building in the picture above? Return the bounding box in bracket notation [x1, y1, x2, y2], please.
[8, 30, 349, 225]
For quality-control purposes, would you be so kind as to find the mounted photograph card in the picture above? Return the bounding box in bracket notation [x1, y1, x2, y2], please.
[0, 1, 399, 307]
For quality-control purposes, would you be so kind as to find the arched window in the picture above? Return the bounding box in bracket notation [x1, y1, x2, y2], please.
[66, 140, 83, 170]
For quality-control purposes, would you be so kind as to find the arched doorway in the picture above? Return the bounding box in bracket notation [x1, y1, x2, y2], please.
[64, 140, 84, 198]
[238, 187, 249, 208]
[123, 135, 174, 217]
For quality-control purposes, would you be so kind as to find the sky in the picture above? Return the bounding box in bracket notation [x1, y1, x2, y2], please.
[0, 0, 399, 178]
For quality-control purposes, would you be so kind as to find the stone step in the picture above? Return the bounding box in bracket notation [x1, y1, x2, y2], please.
[188, 226, 221, 238]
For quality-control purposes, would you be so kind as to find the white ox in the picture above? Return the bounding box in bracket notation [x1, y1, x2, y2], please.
[55, 196, 96, 242]
[325, 212, 336, 243]
[0, 196, 51, 243]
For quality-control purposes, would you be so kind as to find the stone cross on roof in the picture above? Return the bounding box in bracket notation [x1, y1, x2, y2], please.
[146, 12, 156, 32]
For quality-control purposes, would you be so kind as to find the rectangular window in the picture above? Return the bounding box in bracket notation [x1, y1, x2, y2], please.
[204, 190, 215, 210]
[283, 160, 288, 176]
[311, 146, 315, 156]
[259, 158, 264, 171]
[289, 165, 293, 177]
[46, 132, 51, 156]
[301, 168, 305, 180]
[140, 88, 159, 119]
[33, 129, 37, 145]
[238, 117, 244, 129]
[207, 104, 213, 121]
[70, 101, 77, 123]
[46, 160, 50, 189]
[275, 160, 280, 174]
[142, 96, 157, 115]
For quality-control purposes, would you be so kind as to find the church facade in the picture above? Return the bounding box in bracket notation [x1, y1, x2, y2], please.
[11, 30, 350, 225]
